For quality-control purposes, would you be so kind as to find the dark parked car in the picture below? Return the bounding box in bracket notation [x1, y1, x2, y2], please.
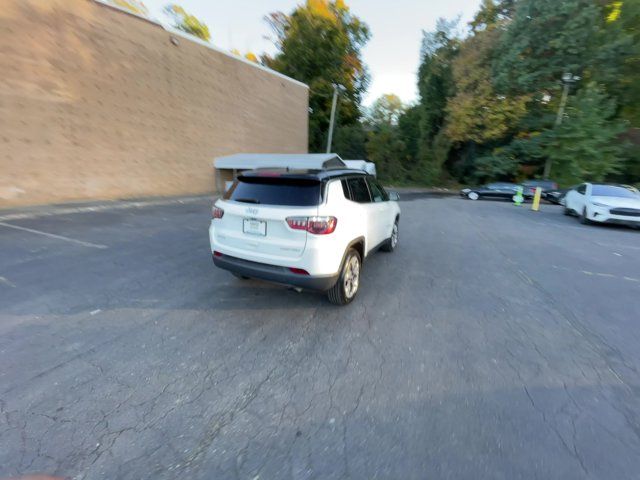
[460, 183, 527, 201]
[522, 179, 558, 198]
[544, 187, 571, 204]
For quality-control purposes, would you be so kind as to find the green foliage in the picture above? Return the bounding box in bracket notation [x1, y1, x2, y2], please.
[367, 94, 405, 126]
[332, 123, 367, 159]
[366, 125, 407, 182]
[413, 19, 460, 184]
[398, 105, 421, 170]
[547, 83, 628, 184]
[493, 0, 602, 95]
[417, 19, 459, 144]
[363, 95, 407, 182]
[445, 27, 529, 144]
[474, 150, 520, 182]
[264, 1, 370, 152]
[255, 0, 637, 186]
[598, 0, 640, 126]
[164, 4, 211, 42]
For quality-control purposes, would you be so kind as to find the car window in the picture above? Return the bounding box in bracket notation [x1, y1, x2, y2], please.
[367, 179, 387, 202]
[346, 177, 372, 203]
[340, 179, 351, 200]
[591, 185, 639, 198]
[224, 177, 321, 206]
[576, 184, 587, 195]
[373, 180, 390, 201]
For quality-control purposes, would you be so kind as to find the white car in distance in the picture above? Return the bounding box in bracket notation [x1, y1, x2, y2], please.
[209, 168, 401, 305]
[563, 183, 640, 228]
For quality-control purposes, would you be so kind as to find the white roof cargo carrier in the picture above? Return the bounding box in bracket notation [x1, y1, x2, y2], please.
[213, 153, 347, 191]
[343, 160, 377, 177]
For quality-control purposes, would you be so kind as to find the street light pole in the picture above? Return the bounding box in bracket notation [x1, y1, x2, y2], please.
[326, 84, 344, 154]
[543, 72, 579, 179]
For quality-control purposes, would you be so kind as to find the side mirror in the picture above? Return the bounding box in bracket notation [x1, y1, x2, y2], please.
[388, 191, 400, 201]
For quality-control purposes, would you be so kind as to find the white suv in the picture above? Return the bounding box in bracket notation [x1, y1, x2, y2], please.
[209, 168, 401, 305]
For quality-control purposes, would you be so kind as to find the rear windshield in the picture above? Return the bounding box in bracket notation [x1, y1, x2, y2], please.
[591, 185, 639, 199]
[224, 177, 322, 206]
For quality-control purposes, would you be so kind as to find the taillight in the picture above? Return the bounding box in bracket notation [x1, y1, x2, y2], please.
[286, 216, 337, 235]
[213, 251, 223, 257]
[212, 206, 224, 219]
[286, 217, 308, 230]
[289, 267, 309, 275]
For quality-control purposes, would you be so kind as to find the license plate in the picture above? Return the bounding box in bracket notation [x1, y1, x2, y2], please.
[243, 218, 266, 236]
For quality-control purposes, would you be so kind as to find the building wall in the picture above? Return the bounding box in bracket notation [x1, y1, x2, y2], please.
[0, 0, 309, 207]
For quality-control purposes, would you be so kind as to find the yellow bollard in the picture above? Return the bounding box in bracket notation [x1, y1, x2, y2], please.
[531, 187, 542, 211]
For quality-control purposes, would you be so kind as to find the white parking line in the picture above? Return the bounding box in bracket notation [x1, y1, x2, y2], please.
[0, 196, 207, 222]
[0, 222, 108, 249]
[596, 242, 640, 251]
[552, 265, 639, 283]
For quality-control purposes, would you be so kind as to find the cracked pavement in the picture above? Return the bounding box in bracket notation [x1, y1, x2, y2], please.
[1, 195, 640, 479]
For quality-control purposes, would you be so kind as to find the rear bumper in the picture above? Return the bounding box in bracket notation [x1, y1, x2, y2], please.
[213, 253, 339, 291]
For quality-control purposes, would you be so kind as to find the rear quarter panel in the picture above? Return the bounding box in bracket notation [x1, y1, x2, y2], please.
[312, 179, 367, 273]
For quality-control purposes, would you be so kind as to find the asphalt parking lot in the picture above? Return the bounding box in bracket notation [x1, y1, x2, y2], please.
[1, 195, 640, 480]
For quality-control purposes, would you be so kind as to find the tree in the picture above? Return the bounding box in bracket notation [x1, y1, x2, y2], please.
[397, 105, 421, 171]
[244, 52, 259, 63]
[367, 94, 405, 126]
[414, 18, 460, 183]
[164, 4, 211, 42]
[547, 83, 628, 184]
[493, 0, 604, 96]
[264, 0, 370, 152]
[598, 0, 640, 126]
[110, 0, 148, 16]
[230, 49, 261, 64]
[366, 126, 407, 182]
[445, 9, 529, 145]
[332, 123, 368, 159]
[417, 19, 459, 143]
[364, 94, 408, 182]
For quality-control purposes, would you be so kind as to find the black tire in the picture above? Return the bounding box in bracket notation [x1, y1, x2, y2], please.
[232, 272, 250, 280]
[563, 206, 572, 216]
[381, 219, 399, 252]
[327, 248, 361, 306]
[579, 207, 591, 225]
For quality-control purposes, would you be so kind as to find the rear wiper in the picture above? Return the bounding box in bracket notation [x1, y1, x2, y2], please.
[235, 198, 261, 204]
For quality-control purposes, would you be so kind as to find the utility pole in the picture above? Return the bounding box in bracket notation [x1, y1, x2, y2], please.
[543, 72, 579, 179]
[326, 83, 345, 154]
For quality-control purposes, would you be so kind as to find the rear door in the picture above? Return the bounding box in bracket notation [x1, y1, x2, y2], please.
[213, 177, 320, 263]
[367, 178, 393, 242]
[345, 177, 376, 252]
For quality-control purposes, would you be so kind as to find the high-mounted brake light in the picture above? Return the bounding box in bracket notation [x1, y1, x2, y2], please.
[286, 216, 337, 235]
[212, 206, 224, 219]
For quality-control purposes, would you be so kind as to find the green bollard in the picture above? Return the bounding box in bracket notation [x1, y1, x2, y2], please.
[513, 186, 524, 206]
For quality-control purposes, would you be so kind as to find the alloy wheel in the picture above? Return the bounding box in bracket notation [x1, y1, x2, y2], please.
[343, 255, 360, 299]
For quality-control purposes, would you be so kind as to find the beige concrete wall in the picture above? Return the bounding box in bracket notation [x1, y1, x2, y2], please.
[0, 0, 308, 207]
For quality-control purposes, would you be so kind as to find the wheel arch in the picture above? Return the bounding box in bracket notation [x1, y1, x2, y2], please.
[347, 236, 365, 263]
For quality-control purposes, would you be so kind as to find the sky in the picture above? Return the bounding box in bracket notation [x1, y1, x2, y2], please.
[142, 0, 482, 105]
